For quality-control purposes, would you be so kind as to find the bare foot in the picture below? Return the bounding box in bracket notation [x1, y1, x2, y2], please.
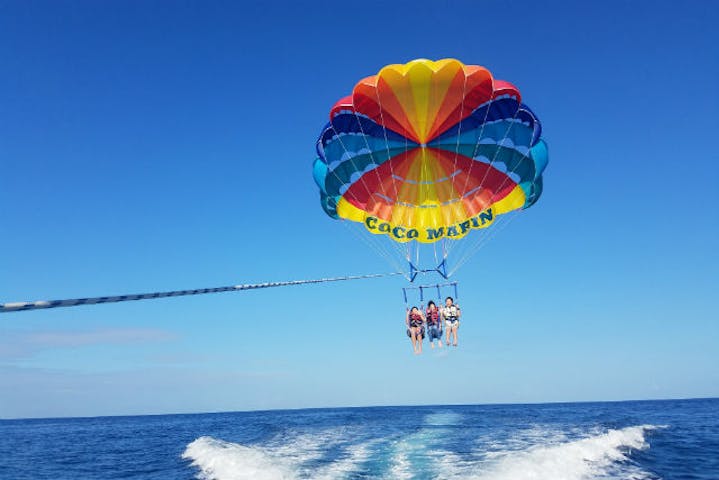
[431, 343, 435, 349]
[439, 342, 443, 348]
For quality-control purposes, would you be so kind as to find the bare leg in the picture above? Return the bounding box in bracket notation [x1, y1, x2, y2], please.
[410, 329, 418, 353]
[446, 325, 451, 345]
[452, 325, 458, 346]
[414, 327, 423, 353]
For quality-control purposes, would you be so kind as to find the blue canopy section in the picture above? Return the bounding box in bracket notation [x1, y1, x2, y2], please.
[313, 111, 419, 218]
[432, 97, 542, 148]
[313, 97, 548, 217]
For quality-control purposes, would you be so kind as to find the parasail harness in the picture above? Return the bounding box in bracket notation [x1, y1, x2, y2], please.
[401, 281, 459, 335]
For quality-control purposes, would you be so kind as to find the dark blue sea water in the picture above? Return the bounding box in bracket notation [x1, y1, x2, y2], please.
[1, 399, 717, 479]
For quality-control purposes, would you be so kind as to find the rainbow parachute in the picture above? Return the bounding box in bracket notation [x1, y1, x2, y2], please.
[313, 58, 547, 248]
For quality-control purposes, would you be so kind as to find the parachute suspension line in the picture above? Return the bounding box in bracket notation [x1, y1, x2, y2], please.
[0, 271, 404, 314]
[473, 120, 520, 210]
[371, 70, 402, 222]
[446, 69, 470, 261]
[358, 216, 407, 265]
[458, 80, 496, 213]
[449, 209, 522, 276]
[323, 167, 404, 275]
[442, 74, 494, 265]
[442, 237, 460, 266]
[449, 111, 536, 277]
[448, 215, 497, 275]
[388, 238, 409, 268]
[415, 239, 421, 274]
[449, 193, 516, 275]
[347, 85, 399, 235]
[451, 70, 469, 178]
[322, 97, 406, 269]
[321, 105, 407, 271]
[371, 72, 412, 259]
[434, 240, 450, 278]
[404, 146, 450, 279]
[465, 84, 498, 188]
[341, 220, 408, 280]
[361, 73, 422, 271]
[406, 242, 417, 281]
[436, 238, 450, 278]
[326, 126, 386, 230]
[407, 257, 448, 282]
[448, 85, 530, 275]
[398, 74, 417, 247]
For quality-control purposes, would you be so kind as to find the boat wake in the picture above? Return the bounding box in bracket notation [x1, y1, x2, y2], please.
[182, 422, 661, 480]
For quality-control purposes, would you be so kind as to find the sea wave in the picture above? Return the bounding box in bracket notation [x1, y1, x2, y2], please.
[467, 425, 661, 480]
[183, 427, 374, 480]
[182, 424, 661, 480]
[182, 436, 295, 480]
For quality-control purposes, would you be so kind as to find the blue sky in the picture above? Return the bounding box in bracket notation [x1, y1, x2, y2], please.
[1, 0, 717, 418]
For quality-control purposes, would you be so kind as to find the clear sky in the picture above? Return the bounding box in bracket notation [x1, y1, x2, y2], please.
[1, 0, 717, 419]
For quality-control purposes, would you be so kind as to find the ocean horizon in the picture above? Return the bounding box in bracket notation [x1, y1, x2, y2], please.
[1, 395, 716, 421]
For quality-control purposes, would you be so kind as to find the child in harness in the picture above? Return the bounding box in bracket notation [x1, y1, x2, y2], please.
[405, 306, 426, 355]
[441, 296, 461, 347]
[425, 301, 443, 349]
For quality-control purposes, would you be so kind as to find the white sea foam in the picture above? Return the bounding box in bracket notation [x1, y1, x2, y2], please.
[183, 428, 373, 480]
[183, 423, 660, 480]
[311, 441, 372, 480]
[388, 447, 413, 479]
[182, 436, 296, 480]
[424, 412, 464, 426]
[478, 425, 569, 459]
[388, 411, 465, 479]
[266, 429, 344, 464]
[466, 425, 660, 480]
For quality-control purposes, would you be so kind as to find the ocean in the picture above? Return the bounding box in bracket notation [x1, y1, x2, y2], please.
[0, 398, 717, 479]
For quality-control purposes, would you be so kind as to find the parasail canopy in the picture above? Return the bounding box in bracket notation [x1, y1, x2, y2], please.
[313, 58, 547, 251]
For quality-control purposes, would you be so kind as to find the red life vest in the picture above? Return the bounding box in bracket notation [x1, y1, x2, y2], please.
[426, 308, 440, 325]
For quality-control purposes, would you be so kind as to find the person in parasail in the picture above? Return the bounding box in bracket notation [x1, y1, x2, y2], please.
[425, 301, 443, 349]
[441, 297, 461, 347]
[406, 306, 426, 354]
